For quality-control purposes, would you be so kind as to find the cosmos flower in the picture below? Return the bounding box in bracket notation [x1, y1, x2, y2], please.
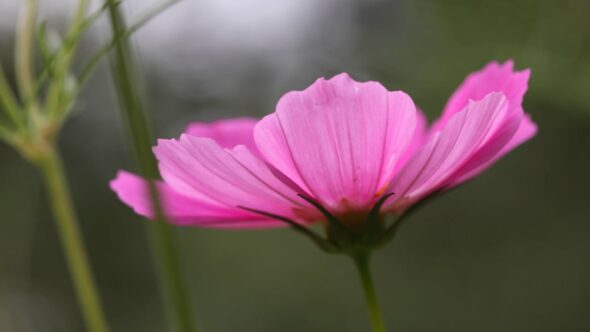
[111, 60, 536, 250]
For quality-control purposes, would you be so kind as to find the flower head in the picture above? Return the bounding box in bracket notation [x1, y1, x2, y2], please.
[111, 60, 537, 252]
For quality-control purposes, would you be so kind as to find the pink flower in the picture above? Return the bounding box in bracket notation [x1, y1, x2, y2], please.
[111, 60, 536, 247]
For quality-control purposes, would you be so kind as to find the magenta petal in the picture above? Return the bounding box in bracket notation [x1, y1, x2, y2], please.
[184, 117, 260, 157]
[427, 60, 537, 187]
[110, 171, 288, 228]
[153, 135, 316, 223]
[500, 113, 537, 155]
[111, 65, 537, 229]
[389, 93, 514, 208]
[446, 112, 537, 186]
[432, 60, 531, 132]
[255, 73, 417, 212]
[395, 108, 429, 173]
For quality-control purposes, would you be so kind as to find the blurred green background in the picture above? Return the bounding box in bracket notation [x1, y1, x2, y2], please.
[1, 0, 589, 331]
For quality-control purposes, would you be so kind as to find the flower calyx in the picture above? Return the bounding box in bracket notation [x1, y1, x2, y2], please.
[240, 192, 400, 255]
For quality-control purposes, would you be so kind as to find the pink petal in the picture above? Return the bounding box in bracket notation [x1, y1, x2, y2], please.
[427, 60, 537, 187]
[255, 73, 417, 213]
[389, 93, 516, 209]
[153, 134, 317, 224]
[184, 117, 260, 156]
[110, 171, 288, 228]
[395, 108, 429, 173]
[444, 111, 537, 186]
[499, 114, 537, 155]
[431, 60, 530, 132]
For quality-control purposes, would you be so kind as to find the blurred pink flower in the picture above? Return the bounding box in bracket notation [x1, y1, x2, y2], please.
[111, 60, 536, 233]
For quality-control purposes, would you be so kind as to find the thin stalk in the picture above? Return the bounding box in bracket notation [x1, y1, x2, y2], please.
[37, 148, 109, 332]
[105, 1, 196, 331]
[44, 0, 89, 120]
[352, 252, 387, 332]
[15, 0, 37, 99]
[15, 0, 40, 115]
[79, 0, 179, 85]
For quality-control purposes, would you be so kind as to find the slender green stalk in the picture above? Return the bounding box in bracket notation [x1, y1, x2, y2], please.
[15, 0, 41, 117]
[105, 1, 196, 331]
[352, 252, 387, 332]
[79, 0, 179, 84]
[44, 0, 89, 120]
[12, 1, 110, 330]
[15, 0, 37, 101]
[37, 148, 109, 332]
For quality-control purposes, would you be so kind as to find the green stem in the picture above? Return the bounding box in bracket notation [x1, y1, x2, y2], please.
[79, 0, 179, 85]
[15, 0, 41, 117]
[44, 0, 89, 120]
[15, 0, 37, 101]
[352, 252, 387, 332]
[105, 1, 196, 331]
[37, 148, 109, 332]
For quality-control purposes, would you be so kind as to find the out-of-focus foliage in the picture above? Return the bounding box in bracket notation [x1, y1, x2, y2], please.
[1, 0, 589, 331]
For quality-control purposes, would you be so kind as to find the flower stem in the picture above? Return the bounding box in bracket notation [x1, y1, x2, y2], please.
[352, 251, 387, 332]
[105, 1, 196, 331]
[37, 148, 109, 332]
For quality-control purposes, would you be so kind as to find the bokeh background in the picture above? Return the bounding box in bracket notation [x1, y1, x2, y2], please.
[1, 0, 590, 331]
